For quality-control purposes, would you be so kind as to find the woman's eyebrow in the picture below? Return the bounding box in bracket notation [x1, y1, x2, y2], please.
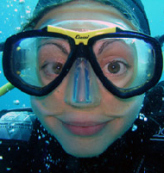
[98, 40, 119, 55]
[38, 42, 69, 55]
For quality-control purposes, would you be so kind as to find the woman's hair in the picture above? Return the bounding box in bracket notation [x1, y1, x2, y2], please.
[22, 0, 150, 35]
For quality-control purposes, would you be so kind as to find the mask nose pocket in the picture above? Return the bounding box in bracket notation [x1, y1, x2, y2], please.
[64, 58, 101, 108]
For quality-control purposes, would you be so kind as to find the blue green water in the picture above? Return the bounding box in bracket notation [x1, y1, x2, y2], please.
[0, 0, 164, 110]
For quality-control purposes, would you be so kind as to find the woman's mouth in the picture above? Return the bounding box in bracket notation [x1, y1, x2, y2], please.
[62, 121, 109, 136]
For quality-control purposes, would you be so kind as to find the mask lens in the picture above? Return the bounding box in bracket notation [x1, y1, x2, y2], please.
[11, 37, 70, 87]
[93, 38, 155, 91]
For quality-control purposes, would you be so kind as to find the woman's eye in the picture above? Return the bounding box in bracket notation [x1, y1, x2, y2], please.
[105, 60, 129, 75]
[41, 61, 63, 77]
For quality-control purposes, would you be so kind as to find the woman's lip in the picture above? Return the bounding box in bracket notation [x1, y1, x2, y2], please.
[62, 121, 110, 136]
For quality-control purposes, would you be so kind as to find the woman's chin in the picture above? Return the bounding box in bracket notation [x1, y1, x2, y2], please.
[62, 144, 107, 158]
[58, 135, 112, 158]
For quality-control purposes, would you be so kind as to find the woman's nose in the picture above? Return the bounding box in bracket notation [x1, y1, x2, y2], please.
[64, 58, 101, 108]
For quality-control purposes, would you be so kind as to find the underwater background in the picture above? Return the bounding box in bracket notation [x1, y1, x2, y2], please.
[0, 0, 164, 110]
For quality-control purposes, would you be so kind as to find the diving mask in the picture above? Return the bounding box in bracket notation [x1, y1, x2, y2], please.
[2, 25, 163, 98]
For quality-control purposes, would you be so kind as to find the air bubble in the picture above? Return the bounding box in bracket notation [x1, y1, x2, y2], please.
[25, 6, 32, 16]
[13, 100, 20, 105]
[45, 140, 50, 144]
[19, 0, 25, 3]
[26, 10, 31, 14]
[9, 129, 15, 134]
[132, 124, 137, 131]
[42, 134, 45, 138]
[16, 27, 21, 31]
[22, 104, 26, 107]
[139, 113, 144, 120]
[144, 117, 148, 121]
[45, 163, 50, 169]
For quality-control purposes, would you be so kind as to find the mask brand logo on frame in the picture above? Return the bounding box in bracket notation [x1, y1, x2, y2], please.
[75, 35, 89, 39]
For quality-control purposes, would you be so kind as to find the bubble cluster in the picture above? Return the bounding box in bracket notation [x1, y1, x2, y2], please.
[139, 113, 148, 122]
[1, 0, 32, 37]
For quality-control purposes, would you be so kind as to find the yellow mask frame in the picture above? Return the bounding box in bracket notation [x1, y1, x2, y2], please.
[46, 25, 117, 45]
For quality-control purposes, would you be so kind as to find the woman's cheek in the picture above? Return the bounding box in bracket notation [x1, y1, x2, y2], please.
[99, 81, 144, 117]
[30, 78, 68, 115]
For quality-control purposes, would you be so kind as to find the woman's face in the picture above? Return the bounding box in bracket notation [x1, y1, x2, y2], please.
[31, 1, 144, 157]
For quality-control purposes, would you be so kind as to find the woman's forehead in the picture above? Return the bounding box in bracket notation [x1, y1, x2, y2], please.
[38, 20, 133, 31]
[35, 1, 136, 30]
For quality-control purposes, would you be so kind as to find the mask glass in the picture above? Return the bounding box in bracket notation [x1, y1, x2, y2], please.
[2, 25, 163, 98]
